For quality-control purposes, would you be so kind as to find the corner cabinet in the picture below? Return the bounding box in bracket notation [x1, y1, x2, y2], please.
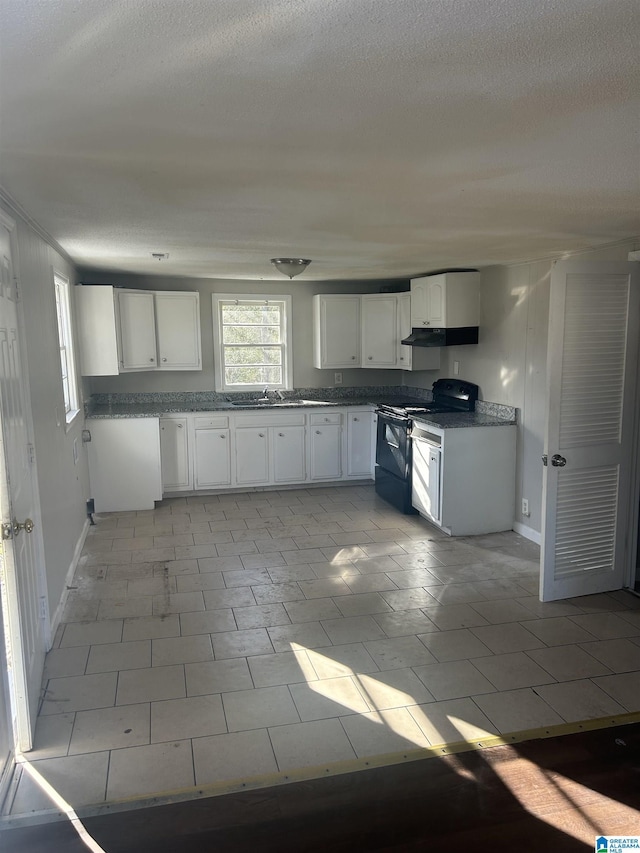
[410, 272, 480, 329]
[75, 285, 201, 375]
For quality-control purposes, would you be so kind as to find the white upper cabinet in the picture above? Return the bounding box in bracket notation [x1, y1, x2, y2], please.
[397, 292, 440, 371]
[410, 272, 480, 328]
[312, 294, 361, 368]
[155, 291, 201, 370]
[76, 285, 202, 375]
[361, 294, 398, 367]
[118, 290, 158, 370]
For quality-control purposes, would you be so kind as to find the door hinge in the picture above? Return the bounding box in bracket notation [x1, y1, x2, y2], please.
[542, 454, 548, 466]
[27, 443, 35, 464]
[39, 596, 48, 621]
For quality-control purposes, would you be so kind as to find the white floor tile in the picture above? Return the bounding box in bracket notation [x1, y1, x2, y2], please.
[151, 634, 213, 666]
[408, 698, 498, 745]
[122, 614, 181, 641]
[527, 644, 613, 680]
[473, 688, 564, 733]
[579, 638, 640, 674]
[13, 752, 109, 812]
[185, 658, 253, 696]
[591, 671, 640, 711]
[534, 679, 628, 721]
[193, 729, 277, 785]
[222, 685, 300, 731]
[289, 676, 370, 721]
[40, 672, 118, 715]
[341, 707, 431, 756]
[116, 664, 185, 705]
[413, 660, 496, 701]
[151, 694, 226, 741]
[106, 739, 194, 800]
[364, 636, 438, 670]
[86, 640, 151, 673]
[269, 718, 356, 769]
[69, 703, 150, 754]
[472, 652, 556, 691]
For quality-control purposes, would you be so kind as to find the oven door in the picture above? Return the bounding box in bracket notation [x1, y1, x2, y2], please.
[376, 411, 411, 480]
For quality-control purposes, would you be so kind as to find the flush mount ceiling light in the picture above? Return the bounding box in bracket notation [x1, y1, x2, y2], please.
[270, 258, 311, 279]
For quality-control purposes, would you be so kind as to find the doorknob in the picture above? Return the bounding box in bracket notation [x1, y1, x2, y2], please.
[551, 454, 567, 468]
[13, 518, 34, 535]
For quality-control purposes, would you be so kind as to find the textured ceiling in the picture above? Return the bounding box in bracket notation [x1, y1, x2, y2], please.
[1, 0, 638, 280]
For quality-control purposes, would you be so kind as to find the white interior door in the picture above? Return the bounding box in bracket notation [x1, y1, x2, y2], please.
[0, 216, 47, 751]
[541, 261, 639, 601]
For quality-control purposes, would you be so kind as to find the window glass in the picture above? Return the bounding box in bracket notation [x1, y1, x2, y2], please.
[212, 295, 292, 391]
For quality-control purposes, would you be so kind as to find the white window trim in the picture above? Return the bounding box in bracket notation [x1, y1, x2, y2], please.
[53, 270, 81, 427]
[212, 293, 293, 392]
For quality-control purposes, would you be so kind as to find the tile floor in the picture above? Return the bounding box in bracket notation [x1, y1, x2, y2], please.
[7, 484, 640, 817]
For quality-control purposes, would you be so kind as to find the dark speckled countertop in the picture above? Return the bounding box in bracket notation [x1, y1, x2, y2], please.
[84, 388, 516, 427]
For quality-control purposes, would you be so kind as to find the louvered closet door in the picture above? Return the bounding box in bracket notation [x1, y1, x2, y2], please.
[541, 261, 639, 601]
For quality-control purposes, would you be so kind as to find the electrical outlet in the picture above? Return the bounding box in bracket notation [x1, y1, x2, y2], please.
[521, 498, 530, 517]
[334, 372, 343, 385]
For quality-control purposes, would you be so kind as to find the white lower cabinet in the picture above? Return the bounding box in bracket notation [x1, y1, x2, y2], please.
[345, 409, 376, 478]
[412, 423, 516, 535]
[193, 416, 231, 488]
[235, 427, 270, 486]
[309, 412, 342, 480]
[154, 406, 377, 497]
[87, 418, 162, 512]
[160, 416, 191, 491]
[272, 426, 306, 483]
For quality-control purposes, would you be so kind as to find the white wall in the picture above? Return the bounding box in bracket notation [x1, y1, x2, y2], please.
[2, 199, 90, 622]
[79, 272, 419, 394]
[409, 239, 640, 537]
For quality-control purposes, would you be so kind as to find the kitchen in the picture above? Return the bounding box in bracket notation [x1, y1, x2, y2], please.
[1, 0, 639, 844]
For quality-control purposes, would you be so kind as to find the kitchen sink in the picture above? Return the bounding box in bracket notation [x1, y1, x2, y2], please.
[230, 399, 330, 408]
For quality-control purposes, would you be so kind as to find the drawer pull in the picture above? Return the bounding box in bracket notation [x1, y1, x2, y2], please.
[278, 432, 284, 437]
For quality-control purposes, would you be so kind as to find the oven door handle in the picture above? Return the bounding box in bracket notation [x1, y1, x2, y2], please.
[376, 410, 409, 427]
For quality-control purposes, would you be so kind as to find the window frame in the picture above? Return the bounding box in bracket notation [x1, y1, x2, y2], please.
[53, 271, 80, 426]
[212, 294, 293, 392]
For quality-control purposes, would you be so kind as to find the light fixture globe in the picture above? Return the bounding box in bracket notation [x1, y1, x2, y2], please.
[270, 258, 311, 279]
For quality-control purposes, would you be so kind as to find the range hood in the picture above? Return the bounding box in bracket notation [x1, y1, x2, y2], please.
[401, 326, 479, 347]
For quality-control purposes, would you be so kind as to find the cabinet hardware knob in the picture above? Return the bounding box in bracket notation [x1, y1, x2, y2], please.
[259, 433, 265, 438]
[177, 423, 183, 428]
[315, 430, 321, 434]
[400, 357, 404, 361]
[368, 356, 373, 360]
[150, 357, 155, 361]
[354, 417, 359, 422]
[162, 357, 167, 362]
[220, 434, 226, 439]
[351, 356, 356, 360]
[278, 433, 284, 437]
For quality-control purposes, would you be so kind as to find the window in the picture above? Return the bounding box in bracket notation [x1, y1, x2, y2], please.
[54, 272, 80, 424]
[212, 294, 292, 391]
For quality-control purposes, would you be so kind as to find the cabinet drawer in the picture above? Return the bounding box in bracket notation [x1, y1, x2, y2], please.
[234, 412, 305, 427]
[309, 411, 342, 425]
[194, 415, 229, 429]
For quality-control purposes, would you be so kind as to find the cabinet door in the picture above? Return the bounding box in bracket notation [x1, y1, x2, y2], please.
[346, 410, 375, 478]
[118, 291, 157, 370]
[396, 293, 412, 370]
[235, 428, 269, 485]
[361, 295, 398, 367]
[271, 426, 306, 483]
[155, 292, 202, 371]
[194, 428, 231, 487]
[75, 285, 120, 376]
[426, 278, 446, 326]
[309, 424, 342, 480]
[411, 439, 441, 523]
[87, 418, 162, 512]
[313, 295, 361, 368]
[410, 278, 429, 327]
[160, 417, 191, 490]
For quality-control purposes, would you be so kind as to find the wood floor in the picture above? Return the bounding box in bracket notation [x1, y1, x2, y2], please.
[3, 722, 639, 852]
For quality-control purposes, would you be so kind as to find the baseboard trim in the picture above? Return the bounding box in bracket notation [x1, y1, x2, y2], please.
[512, 521, 541, 545]
[48, 518, 90, 647]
